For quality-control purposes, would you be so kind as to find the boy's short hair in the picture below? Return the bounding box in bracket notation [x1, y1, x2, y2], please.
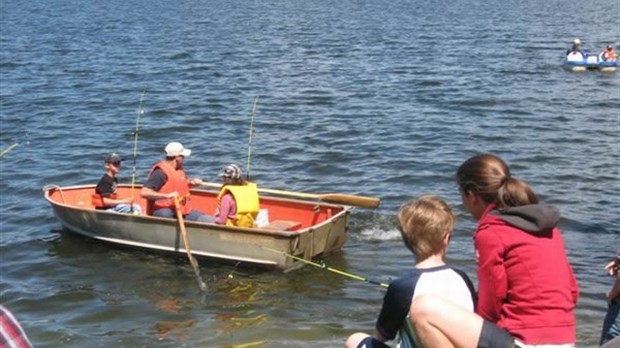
[396, 195, 456, 261]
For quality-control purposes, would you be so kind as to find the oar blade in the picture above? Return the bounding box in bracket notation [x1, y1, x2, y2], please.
[174, 199, 207, 292]
[319, 193, 380, 209]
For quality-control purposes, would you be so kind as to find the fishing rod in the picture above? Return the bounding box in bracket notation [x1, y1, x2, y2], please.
[246, 96, 259, 181]
[130, 89, 146, 214]
[261, 246, 389, 288]
[0, 143, 18, 158]
[1, 132, 31, 159]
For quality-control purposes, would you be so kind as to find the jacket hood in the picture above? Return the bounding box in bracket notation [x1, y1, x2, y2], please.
[487, 204, 560, 235]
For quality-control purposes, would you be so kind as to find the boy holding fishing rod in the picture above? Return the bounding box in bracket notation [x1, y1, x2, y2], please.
[345, 195, 476, 348]
[93, 153, 142, 214]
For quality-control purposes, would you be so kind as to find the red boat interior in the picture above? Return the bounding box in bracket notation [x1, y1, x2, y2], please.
[46, 185, 346, 232]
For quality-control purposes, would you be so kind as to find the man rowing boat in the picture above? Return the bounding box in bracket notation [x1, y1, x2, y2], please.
[140, 142, 213, 222]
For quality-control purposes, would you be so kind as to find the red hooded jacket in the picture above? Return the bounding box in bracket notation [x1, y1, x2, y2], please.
[474, 203, 579, 344]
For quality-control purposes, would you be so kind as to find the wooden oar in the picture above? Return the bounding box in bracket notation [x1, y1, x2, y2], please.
[174, 198, 207, 292]
[200, 182, 380, 209]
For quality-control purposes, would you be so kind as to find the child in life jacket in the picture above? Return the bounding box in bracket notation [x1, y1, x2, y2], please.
[214, 164, 260, 228]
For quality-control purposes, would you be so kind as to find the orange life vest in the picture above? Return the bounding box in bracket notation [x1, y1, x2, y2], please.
[91, 192, 117, 209]
[603, 49, 617, 61]
[146, 160, 192, 215]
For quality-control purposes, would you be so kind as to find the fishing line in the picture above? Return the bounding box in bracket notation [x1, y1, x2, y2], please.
[228, 261, 241, 279]
[0, 143, 18, 158]
[130, 89, 146, 214]
[1, 131, 31, 158]
[261, 246, 389, 288]
[245, 96, 259, 180]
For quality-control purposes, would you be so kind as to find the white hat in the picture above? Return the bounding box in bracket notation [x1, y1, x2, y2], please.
[573, 38, 581, 45]
[165, 142, 191, 157]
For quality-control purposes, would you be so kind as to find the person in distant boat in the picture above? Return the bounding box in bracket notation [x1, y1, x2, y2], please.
[600, 248, 620, 346]
[408, 154, 579, 348]
[214, 163, 260, 228]
[344, 195, 476, 348]
[566, 38, 586, 59]
[141, 142, 213, 222]
[93, 153, 142, 214]
[601, 45, 617, 62]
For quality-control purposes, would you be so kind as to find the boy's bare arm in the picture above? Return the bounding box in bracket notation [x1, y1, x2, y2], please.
[608, 276, 620, 303]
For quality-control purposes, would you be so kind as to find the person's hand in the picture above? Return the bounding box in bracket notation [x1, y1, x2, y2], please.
[166, 191, 180, 199]
[190, 178, 203, 186]
[605, 261, 618, 277]
[607, 291, 614, 303]
[120, 198, 133, 204]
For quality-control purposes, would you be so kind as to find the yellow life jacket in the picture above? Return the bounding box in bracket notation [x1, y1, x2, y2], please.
[217, 182, 260, 228]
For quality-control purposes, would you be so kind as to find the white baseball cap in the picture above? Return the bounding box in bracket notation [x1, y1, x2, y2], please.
[165, 142, 191, 157]
[573, 38, 581, 45]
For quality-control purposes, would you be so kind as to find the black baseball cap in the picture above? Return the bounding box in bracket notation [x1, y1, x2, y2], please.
[104, 153, 124, 163]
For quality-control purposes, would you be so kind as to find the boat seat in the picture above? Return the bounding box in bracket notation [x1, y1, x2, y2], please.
[262, 220, 301, 231]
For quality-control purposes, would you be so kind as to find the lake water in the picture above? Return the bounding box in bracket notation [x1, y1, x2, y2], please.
[1, 0, 618, 346]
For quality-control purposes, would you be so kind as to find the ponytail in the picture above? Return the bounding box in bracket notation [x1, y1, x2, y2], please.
[497, 176, 538, 208]
[457, 154, 539, 209]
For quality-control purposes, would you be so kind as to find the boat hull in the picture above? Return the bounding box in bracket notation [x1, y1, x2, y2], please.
[44, 185, 351, 272]
[564, 54, 618, 72]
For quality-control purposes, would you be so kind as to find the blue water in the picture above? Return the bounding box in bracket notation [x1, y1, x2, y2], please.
[1, 0, 619, 346]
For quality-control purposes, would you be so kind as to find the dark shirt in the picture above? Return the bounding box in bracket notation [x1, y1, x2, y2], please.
[566, 46, 585, 56]
[95, 174, 117, 197]
[144, 168, 168, 191]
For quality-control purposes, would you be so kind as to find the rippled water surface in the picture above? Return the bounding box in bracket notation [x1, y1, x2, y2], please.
[1, 0, 619, 347]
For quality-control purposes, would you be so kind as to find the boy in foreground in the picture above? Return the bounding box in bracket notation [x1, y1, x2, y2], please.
[345, 195, 476, 348]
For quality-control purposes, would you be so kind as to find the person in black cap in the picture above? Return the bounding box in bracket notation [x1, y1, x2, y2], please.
[92, 152, 142, 214]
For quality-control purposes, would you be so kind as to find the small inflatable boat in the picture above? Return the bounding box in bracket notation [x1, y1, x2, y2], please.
[564, 52, 617, 72]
